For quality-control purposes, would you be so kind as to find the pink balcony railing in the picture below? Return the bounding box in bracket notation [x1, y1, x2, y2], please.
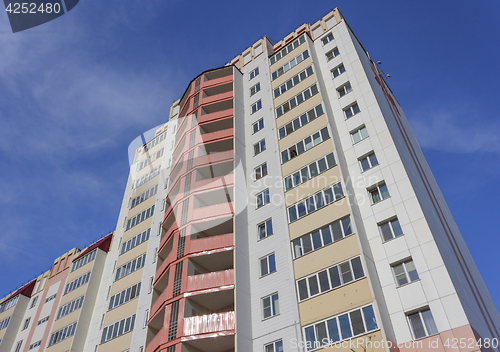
[187, 233, 233, 255]
[183, 311, 235, 337]
[186, 269, 234, 292]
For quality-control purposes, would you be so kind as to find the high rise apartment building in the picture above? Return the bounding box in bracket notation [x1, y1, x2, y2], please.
[1, 7, 499, 352]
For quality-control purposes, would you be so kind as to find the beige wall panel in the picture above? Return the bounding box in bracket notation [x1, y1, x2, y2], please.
[298, 279, 372, 325]
[135, 157, 164, 179]
[285, 167, 341, 206]
[47, 336, 73, 351]
[281, 141, 334, 178]
[52, 310, 80, 331]
[273, 74, 318, 108]
[276, 94, 322, 129]
[278, 115, 328, 151]
[116, 241, 148, 266]
[271, 56, 312, 89]
[68, 258, 95, 279]
[110, 268, 144, 296]
[122, 220, 153, 242]
[269, 40, 308, 71]
[104, 299, 139, 327]
[313, 330, 386, 351]
[59, 283, 89, 308]
[98, 331, 133, 352]
[293, 234, 359, 278]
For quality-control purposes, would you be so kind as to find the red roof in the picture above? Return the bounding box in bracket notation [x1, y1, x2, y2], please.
[3, 279, 36, 302]
[73, 233, 113, 261]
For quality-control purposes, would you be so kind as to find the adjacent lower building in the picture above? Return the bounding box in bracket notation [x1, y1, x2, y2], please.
[1, 7, 499, 352]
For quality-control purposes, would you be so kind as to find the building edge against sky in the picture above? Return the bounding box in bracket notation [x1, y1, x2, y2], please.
[1, 7, 499, 352]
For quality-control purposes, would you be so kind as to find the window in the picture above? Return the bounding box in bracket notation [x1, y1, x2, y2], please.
[265, 340, 283, 352]
[71, 249, 97, 272]
[392, 259, 419, 287]
[287, 182, 344, 223]
[28, 340, 41, 350]
[271, 50, 309, 81]
[45, 294, 56, 303]
[407, 308, 438, 339]
[125, 205, 155, 231]
[258, 219, 273, 240]
[249, 67, 259, 80]
[281, 127, 330, 164]
[350, 126, 369, 144]
[108, 283, 141, 311]
[37, 316, 49, 325]
[359, 152, 379, 171]
[326, 47, 340, 61]
[22, 318, 30, 330]
[14, 341, 23, 352]
[369, 183, 390, 204]
[0, 295, 19, 313]
[254, 139, 266, 156]
[273, 65, 314, 98]
[297, 256, 364, 301]
[379, 218, 403, 242]
[284, 152, 337, 191]
[331, 64, 346, 78]
[131, 184, 158, 209]
[121, 228, 151, 255]
[275, 84, 319, 118]
[337, 82, 352, 97]
[256, 189, 270, 209]
[192, 93, 199, 109]
[29, 296, 38, 309]
[101, 314, 136, 344]
[292, 216, 353, 259]
[322, 33, 334, 45]
[57, 296, 84, 319]
[269, 34, 305, 65]
[260, 253, 276, 277]
[250, 83, 261, 96]
[344, 102, 360, 118]
[262, 293, 279, 319]
[136, 149, 164, 172]
[115, 254, 146, 281]
[278, 104, 324, 140]
[303, 305, 378, 349]
[64, 272, 90, 295]
[48, 322, 77, 346]
[0, 317, 10, 330]
[254, 163, 268, 180]
[253, 118, 264, 133]
[251, 100, 262, 114]
[134, 166, 161, 188]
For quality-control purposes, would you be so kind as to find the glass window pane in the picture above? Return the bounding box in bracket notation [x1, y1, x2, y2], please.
[279, 127, 286, 139]
[321, 226, 332, 245]
[309, 163, 318, 177]
[260, 258, 268, 276]
[275, 340, 283, 352]
[266, 219, 273, 236]
[315, 322, 328, 347]
[268, 254, 276, 273]
[312, 132, 321, 145]
[422, 310, 438, 335]
[362, 306, 378, 331]
[380, 184, 390, 199]
[329, 266, 341, 288]
[298, 279, 309, 300]
[371, 189, 381, 203]
[360, 127, 369, 139]
[318, 270, 330, 292]
[324, 188, 334, 204]
[306, 196, 316, 214]
[340, 262, 353, 284]
[288, 206, 297, 222]
[296, 141, 305, 155]
[272, 294, 279, 315]
[311, 84, 318, 95]
[408, 313, 426, 339]
[361, 158, 370, 171]
[301, 167, 310, 182]
[406, 261, 419, 282]
[351, 257, 364, 279]
[290, 98, 297, 109]
[293, 75, 300, 85]
[293, 118, 301, 130]
[302, 235, 313, 254]
[342, 217, 352, 236]
[293, 239, 302, 258]
[293, 172, 301, 186]
[311, 230, 322, 250]
[369, 154, 379, 167]
[391, 219, 403, 237]
[304, 326, 316, 351]
[339, 314, 352, 339]
[301, 113, 309, 125]
[380, 223, 393, 241]
[315, 192, 325, 209]
[308, 276, 320, 296]
[303, 89, 311, 100]
[350, 310, 365, 336]
[352, 131, 361, 144]
[331, 221, 343, 241]
[327, 318, 340, 343]
[304, 136, 313, 150]
[281, 150, 289, 163]
[318, 158, 327, 173]
[297, 202, 307, 218]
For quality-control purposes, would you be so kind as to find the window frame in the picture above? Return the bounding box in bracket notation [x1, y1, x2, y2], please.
[257, 218, 273, 241]
[359, 152, 379, 172]
[325, 47, 340, 61]
[252, 118, 264, 134]
[259, 253, 276, 277]
[369, 183, 390, 204]
[391, 258, 419, 287]
[350, 125, 369, 144]
[337, 82, 353, 97]
[253, 139, 266, 156]
[250, 82, 261, 96]
[379, 218, 404, 242]
[331, 63, 346, 78]
[407, 308, 438, 340]
[256, 189, 270, 209]
[264, 339, 283, 352]
[344, 102, 360, 119]
[261, 293, 280, 320]
[251, 100, 262, 114]
[249, 67, 259, 80]
[254, 162, 268, 181]
[321, 32, 334, 45]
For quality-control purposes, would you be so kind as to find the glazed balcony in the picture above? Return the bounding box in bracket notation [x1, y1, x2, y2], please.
[201, 83, 233, 106]
[186, 269, 234, 293]
[183, 311, 235, 337]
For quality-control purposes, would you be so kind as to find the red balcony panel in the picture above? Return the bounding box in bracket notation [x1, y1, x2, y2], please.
[187, 233, 234, 255]
[192, 151, 234, 170]
[201, 74, 233, 90]
[191, 203, 234, 222]
[183, 311, 235, 337]
[186, 269, 234, 293]
[192, 174, 234, 195]
[200, 91, 233, 106]
[146, 327, 166, 352]
[197, 109, 233, 125]
[200, 128, 234, 145]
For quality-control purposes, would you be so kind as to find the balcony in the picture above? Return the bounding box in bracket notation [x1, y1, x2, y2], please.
[190, 217, 233, 240]
[183, 311, 234, 337]
[186, 269, 234, 293]
[187, 233, 233, 255]
[187, 250, 233, 276]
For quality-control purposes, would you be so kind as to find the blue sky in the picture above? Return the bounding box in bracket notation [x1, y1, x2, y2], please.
[0, 0, 499, 312]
